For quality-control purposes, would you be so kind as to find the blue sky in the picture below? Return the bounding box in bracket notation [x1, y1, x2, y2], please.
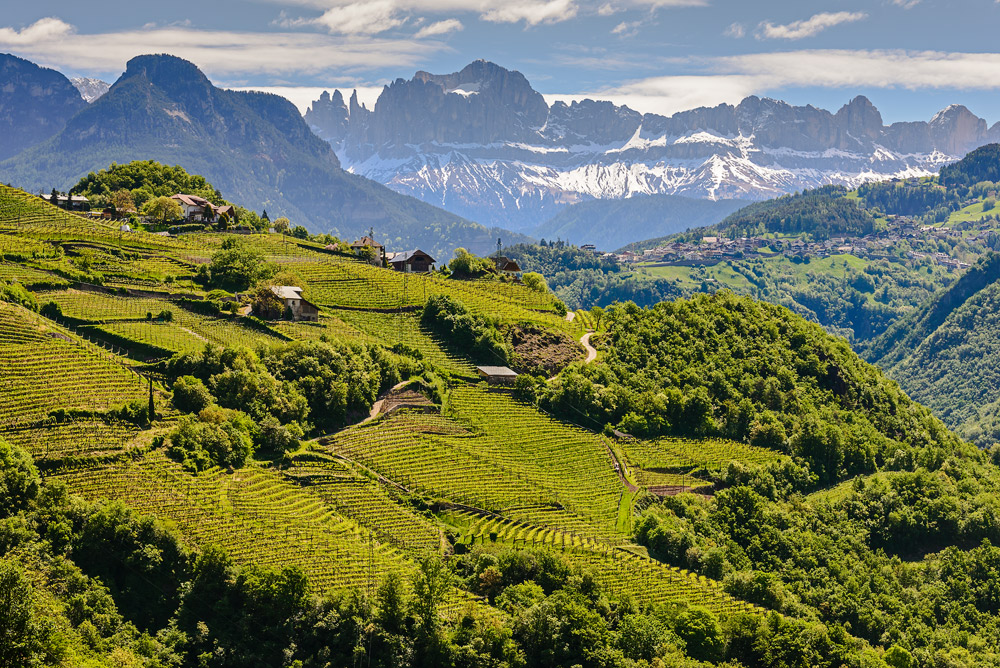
[3, 0, 1000, 125]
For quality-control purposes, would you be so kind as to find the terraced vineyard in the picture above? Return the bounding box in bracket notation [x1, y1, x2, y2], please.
[0, 183, 795, 662]
[448, 509, 758, 616]
[41, 289, 288, 357]
[284, 456, 443, 553]
[622, 436, 787, 473]
[0, 302, 146, 427]
[50, 452, 416, 595]
[326, 386, 625, 539]
[334, 309, 476, 376]
[2, 418, 145, 461]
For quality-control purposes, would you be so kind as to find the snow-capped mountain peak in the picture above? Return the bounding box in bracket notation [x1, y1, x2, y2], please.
[304, 61, 1000, 233]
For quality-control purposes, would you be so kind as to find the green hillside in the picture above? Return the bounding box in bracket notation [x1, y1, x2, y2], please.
[864, 253, 1000, 446]
[5, 183, 1000, 666]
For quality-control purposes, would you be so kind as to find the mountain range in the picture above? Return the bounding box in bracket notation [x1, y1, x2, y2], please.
[306, 60, 1000, 238]
[0, 53, 523, 259]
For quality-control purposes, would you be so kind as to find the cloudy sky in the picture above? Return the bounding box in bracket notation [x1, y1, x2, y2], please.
[3, 0, 1000, 124]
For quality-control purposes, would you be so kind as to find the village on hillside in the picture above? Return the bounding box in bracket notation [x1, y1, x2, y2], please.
[602, 216, 976, 271]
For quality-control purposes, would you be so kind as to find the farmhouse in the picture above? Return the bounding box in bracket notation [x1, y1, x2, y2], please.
[388, 249, 436, 273]
[476, 365, 518, 385]
[351, 235, 384, 256]
[170, 194, 216, 221]
[270, 285, 320, 322]
[41, 194, 90, 211]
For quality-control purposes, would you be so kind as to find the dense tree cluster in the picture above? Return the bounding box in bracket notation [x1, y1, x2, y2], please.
[163, 340, 418, 469]
[864, 253, 1000, 447]
[939, 143, 1000, 187]
[635, 447, 1000, 666]
[422, 294, 512, 365]
[198, 237, 276, 291]
[541, 292, 960, 485]
[69, 160, 226, 211]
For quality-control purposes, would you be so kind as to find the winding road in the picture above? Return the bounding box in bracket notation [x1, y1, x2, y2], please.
[581, 332, 597, 363]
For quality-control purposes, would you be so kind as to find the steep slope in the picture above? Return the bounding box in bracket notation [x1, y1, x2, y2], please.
[307, 61, 1000, 237]
[0, 54, 524, 259]
[865, 253, 1000, 444]
[532, 193, 745, 249]
[0, 52, 86, 160]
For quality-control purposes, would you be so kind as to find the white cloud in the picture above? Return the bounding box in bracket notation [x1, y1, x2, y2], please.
[0, 18, 440, 77]
[758, 11, 867, 40]
[611, 20, 643, 37]
[481, 0, 578, 25]
[723, 22, 744, 38]
[891, 0, 921, 8]
[271, 0, 584, 28]
[0, 17, 74, 44]
[279, 1, 406, 35]
[597, 3, 619, 16]
[624, 0, 708, 7]
[544, 49, 1000, 117]
[414, 18, 463, 37]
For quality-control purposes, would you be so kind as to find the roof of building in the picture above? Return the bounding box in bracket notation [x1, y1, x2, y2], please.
[351, 235, 383, 249]
[270, 285, 304, 300]
[390, 249, 435, 264]
[171, 193, 214, 208]
[41, 194, 89, 202]
[496, 256, 521, 272]
[476, 365, 518, 377]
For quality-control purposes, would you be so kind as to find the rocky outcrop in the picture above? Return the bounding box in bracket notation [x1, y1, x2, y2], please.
[0, 53, 86, 160]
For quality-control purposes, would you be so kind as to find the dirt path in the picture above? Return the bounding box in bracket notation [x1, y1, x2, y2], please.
[361, 380, 411, 424]
[179, 327, 208, 342]
[581, 332, 597, 363]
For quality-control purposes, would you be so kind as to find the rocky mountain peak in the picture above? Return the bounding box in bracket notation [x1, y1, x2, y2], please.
[123, 54, 212, 94]
[928, 104, 987, 154]
[835, 95, 883, 142]
[305, 89, 349, 141]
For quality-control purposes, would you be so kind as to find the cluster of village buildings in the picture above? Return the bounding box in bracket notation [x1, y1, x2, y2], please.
[598, 218, 975, 271]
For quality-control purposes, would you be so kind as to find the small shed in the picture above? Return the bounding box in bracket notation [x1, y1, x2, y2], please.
[270, 285, 320, 322]
[476, 365, 518, 385]
[389, 249, 436, 273]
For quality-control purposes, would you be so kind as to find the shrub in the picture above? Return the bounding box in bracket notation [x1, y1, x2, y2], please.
[0, 282, 37, 311]
[172, 376, 212, 414]
[166, 412, 254, 471]
[0, 439, 40, 517]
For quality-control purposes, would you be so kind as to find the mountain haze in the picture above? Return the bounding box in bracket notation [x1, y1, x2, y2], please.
[307, 61, 1000, 237]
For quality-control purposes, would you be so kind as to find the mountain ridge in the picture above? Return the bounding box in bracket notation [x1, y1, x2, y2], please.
[306, 60, 1000, 236]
